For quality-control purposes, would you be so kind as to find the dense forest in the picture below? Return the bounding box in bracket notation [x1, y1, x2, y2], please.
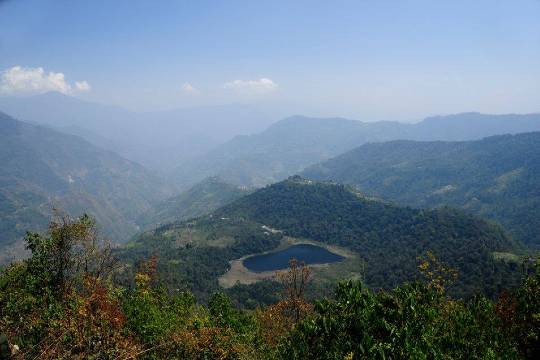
[0, 215, 537, 359]
[303, 132, 540, 248]
[215, 177, 522, 298]
[117, 177, 523, 304]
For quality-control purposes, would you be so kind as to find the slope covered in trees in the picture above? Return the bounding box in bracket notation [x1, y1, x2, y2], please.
[137, 176, 252, 230]
[173, 116, 408, 187]
[0, 111, 174, 263]
[1, 214, 537, 359]
[302, 132, 540, 248]
[120, 177, 522, 301]
[174, 113, 540, 188]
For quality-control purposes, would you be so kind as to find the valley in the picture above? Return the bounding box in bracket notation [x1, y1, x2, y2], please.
[1, 107, 536, 299]
[0, 111, 176, 263]
[0, 105, 537, 360]
[1, 3, 539, 358]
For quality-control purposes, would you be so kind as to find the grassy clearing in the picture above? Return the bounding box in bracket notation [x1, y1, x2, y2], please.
[492, 251, 521, 263]
[163, 227, 236, 248]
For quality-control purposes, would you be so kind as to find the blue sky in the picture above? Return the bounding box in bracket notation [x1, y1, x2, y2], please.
[0, 0, 539, 120]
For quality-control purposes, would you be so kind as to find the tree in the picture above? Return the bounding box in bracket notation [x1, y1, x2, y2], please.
[25, 212, 117, 296]
[0, 213, 132, 359]
[257, 259, 313, 348]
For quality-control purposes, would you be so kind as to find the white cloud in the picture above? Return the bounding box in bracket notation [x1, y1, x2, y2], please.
[0, 66, 91, 95]
[181, 82, 199, 94]
[223, 77, 278, 94]
[75, 80, 91, 92]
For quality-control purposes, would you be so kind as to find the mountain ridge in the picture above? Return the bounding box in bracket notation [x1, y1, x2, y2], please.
[0, 111, 175, 263]
[302, 132, 540, 248]
[0, 92, 280, 170]
[174, 112, 540, 188]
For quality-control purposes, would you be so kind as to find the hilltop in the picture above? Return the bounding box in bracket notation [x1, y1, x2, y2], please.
[303, 132, 540, 248]
[120, 177, 521, 301]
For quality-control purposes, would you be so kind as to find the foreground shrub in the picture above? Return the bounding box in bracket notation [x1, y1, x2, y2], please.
[278, 280, 521, 359]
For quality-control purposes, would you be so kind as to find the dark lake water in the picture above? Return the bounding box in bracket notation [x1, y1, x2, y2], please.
[243, 243, 344, 272]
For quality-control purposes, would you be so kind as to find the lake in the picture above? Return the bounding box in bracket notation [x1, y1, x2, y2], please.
[243, 243, 344, 272]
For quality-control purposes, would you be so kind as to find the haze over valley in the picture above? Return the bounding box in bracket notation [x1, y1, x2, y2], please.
[0, 1, 539, 358]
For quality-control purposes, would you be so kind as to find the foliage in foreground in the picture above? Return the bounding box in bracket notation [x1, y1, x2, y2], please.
[0, 216, 538, 359]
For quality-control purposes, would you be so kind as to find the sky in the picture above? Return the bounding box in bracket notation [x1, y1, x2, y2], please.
[0, 0, 539, 121]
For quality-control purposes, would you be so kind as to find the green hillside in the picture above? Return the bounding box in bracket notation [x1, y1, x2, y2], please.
[137, 176, 252, 229]
[119, 177, 521, 301]
[174, 116, 407, 187]
[302, 132, 540, 248]
[0, 111, 174, 263]
[1, 214, 537, 359]
[174, 113, 540, 188]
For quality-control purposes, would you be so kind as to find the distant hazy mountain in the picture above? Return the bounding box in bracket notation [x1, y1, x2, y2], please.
[175, 113, 540, 188]
[302, 132, 540, 248]
[121, 177, 520, 299]
[0, 92, 278, 170]
[137, 176, 252, 229]
[174, 116, 409, 187]
[0, 111, 175, 263]
[409, 112, 540, 141]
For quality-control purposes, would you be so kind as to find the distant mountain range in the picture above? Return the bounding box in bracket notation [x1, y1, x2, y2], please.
[120, 177, 521, 300]
[0, 92, 279, 170]
[2, 93, 538, 184]
[0, 111, 175, 264]
[302, 132, 540, 248]
[174, 113, 540, 188]
[2, 94, 539, 265]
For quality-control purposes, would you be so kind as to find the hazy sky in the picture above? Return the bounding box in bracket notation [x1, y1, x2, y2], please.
[1, 0, 539, 121]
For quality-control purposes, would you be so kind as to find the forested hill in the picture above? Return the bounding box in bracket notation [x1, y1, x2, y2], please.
[122, 177, 521, 300]
[0, 111, 174, 263]
[302, 132, 540, 248]
[137, 176, 252, 230]
[173, 113, 540, 188]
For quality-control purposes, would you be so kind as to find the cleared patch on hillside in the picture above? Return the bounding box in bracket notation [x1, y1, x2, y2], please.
[492, 252, 521, 263]
[488, 168, 524, 193]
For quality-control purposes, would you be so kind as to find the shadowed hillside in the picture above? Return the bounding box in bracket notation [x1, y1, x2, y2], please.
[137, 176, 252, 230]
[0, 111, 175, 263]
